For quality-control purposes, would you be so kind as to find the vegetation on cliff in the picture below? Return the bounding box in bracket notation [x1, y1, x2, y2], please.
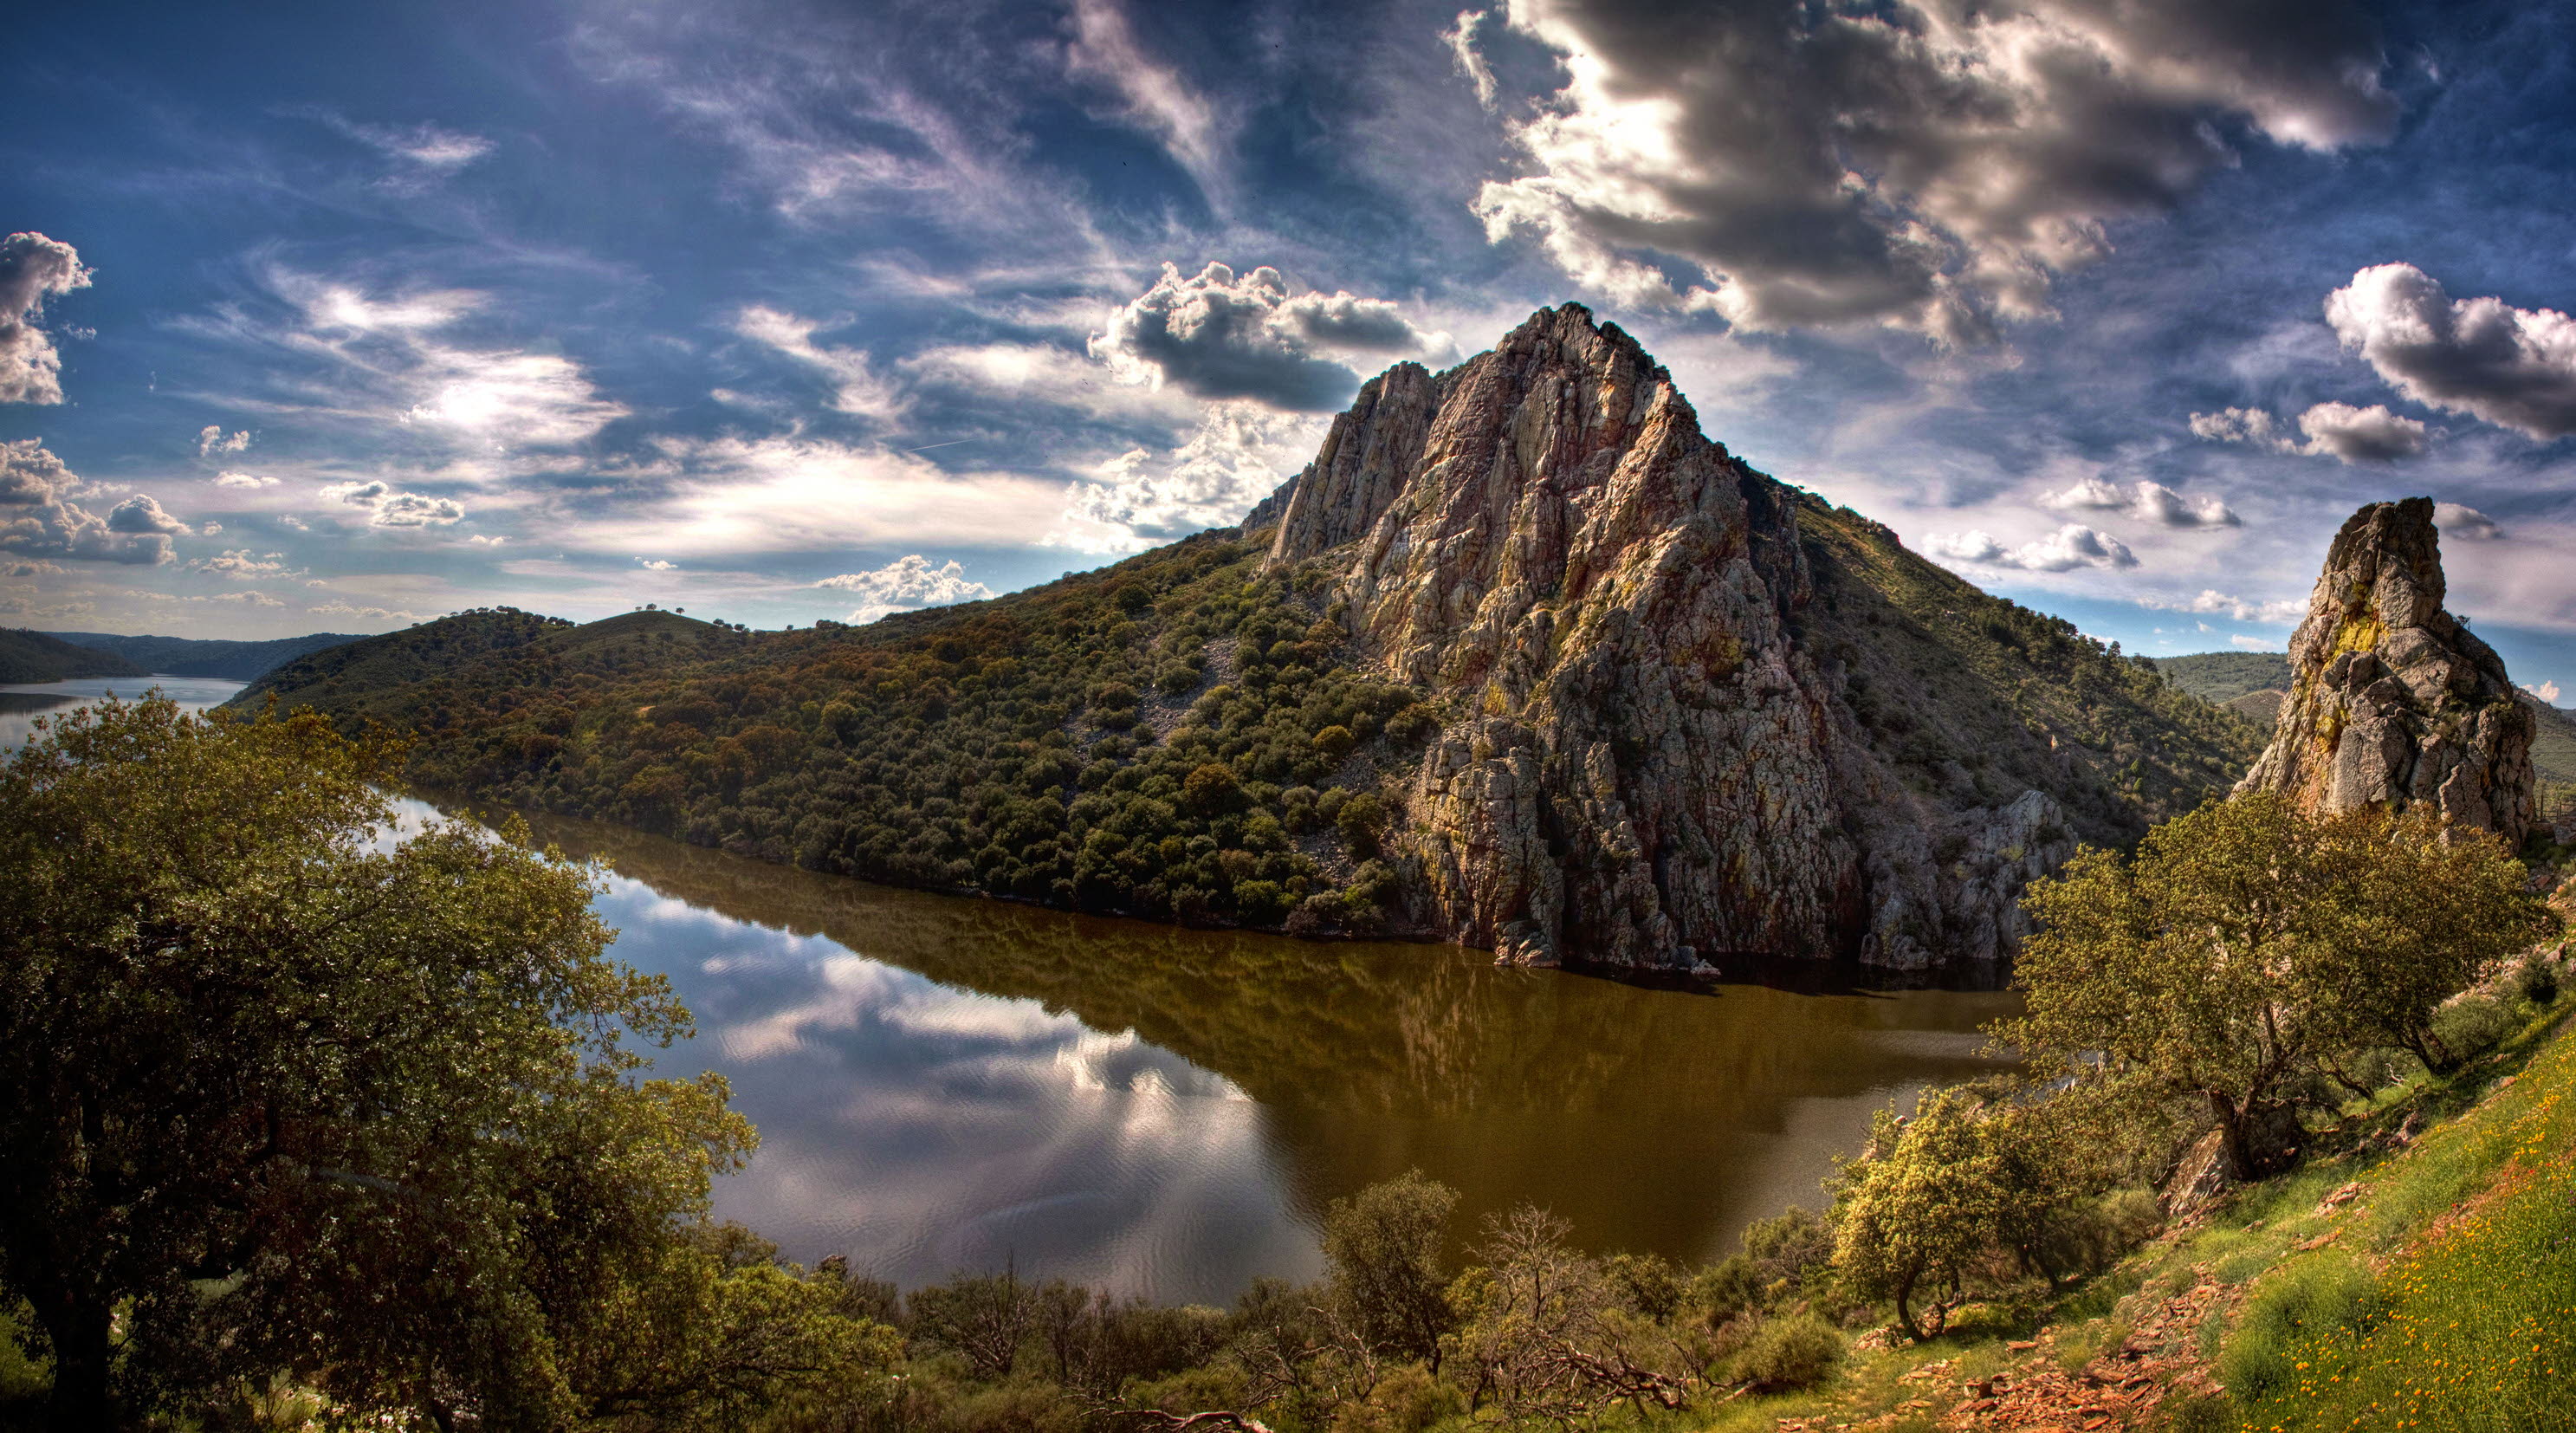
[34, 629, 365, 681]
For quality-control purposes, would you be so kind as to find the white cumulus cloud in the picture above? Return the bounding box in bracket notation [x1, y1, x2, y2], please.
[2324, 263, 2576, 440]
[1091, 262, 1445, 412]
[0, 439, 182, 565]
[2041, 476, 2237, 528]
[2189, 399, 2429, 464]
[815, 554, 996, 622]
[1, 232, 93, 405]
[2432, 503, 2503, 541]
[1926, 524, 2138, 573]
[213, 470, 280, 489]
[197, 425, 251, 457]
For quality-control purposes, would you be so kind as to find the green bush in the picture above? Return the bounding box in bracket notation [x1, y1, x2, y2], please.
[1731, 1311, 1844, 1391]
[2432, 993, 2519, 1067]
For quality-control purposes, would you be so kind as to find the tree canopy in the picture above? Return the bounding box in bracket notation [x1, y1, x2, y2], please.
[0, 697, 885, 1428]
[1993, 791, 2556, 1180]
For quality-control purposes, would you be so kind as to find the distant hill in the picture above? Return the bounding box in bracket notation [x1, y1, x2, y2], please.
[42, 630, 367, 681]
[2152, 651, 2290, 704]
[0, 629, 152, 684]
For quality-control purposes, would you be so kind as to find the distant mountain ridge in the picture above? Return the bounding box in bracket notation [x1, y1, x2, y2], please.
[236, 307, 2262, 970]
[42, 630, 366, 681]
[0, 629, 150, 684]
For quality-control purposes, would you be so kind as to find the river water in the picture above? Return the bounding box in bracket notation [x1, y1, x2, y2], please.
[7, 676, 2022, 1306]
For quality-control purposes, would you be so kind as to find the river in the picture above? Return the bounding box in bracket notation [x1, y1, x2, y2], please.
[8, 676, 2022, 1306]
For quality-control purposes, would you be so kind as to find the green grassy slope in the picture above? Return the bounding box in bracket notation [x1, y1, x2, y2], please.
[40, 630, 365, 680]
[0, 629, 149, 684]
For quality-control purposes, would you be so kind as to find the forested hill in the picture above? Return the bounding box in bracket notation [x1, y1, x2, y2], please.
[235, 490, 2260, 952]
[0, 628, 149, 684]
[42, 629, 365, 680]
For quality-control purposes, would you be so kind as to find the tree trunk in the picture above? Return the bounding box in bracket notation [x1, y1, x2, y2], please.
[41, 1290, 120, 1431]
[1893, 1268, 1926, 1343]
[2208, 1093, 2263, 1183]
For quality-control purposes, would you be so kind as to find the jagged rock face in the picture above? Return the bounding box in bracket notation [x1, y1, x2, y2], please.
[2236, 497, 2535, 839]
[1264, 305, 2074, 968]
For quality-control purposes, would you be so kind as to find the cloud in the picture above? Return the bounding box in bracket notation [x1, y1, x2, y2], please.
[2229, 633, 2283, 651]
[2292, 400, 2430, 462]
[2523, 679, 2562, 705]
[1064, 0, 1229, 202]
[1926, 523, 2138, 572]
[2144, 588, 2307, 625]
[314, 113, 495, 170]
[192, 548, 288, 580]
[307, 600, 430, 624]
[197, 269, 628, 452]
[1090, 263, 1444, 412]
[213, 470, 280, 489]
[466, 534, 506, 546]
[0, 439, 181, 565]
[2042, 476, 2237, 528]
[1, 232, 93, 405]
[579, 436, 1066, 554]
[204, 589, 283, 607]
[2323, 263, 2576, 440]
[1053, 404, 1326, 551]
[321, 479, 466, 528]
[1462, 0, 2396, 343]
[2, 560, 63, 577]
[735, 307, 908, 422]
[2433, 503, 2502, 541]
[638, 557, 676, 571]
[197, 425, 251, 457]
[2189, 399, 2429, 463]
[815, 554, 996, 622]
[1443, 10, 1500, 111]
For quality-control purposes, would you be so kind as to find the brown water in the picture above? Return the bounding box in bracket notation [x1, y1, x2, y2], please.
[487, 806, 2022, 1305]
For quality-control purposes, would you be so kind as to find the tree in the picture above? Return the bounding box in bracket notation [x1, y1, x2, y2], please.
[1996, 793, 2555, 1181]
[1828, 1087, 2048, 1341]
[1320, 1171, 1458, 1374]
[0, 697, 767, 1427]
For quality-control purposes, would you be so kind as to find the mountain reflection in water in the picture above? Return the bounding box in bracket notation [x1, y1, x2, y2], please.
[478, 806, 2021, 1306]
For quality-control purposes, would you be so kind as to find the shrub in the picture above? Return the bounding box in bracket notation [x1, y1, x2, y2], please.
[1732, 1311, 1844, 1391]
[1330, 1363, 1460, 1433]
[1686, 1254, 1764, 1324]
[2431, 993, 2519, 1068]
[1744, 1206, 1835, 1289]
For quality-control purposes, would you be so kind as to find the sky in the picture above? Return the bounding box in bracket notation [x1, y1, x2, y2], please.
[3, 0, 2573, 704]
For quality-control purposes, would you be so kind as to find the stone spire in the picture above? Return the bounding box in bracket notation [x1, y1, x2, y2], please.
[2236, 496, 2534, 839]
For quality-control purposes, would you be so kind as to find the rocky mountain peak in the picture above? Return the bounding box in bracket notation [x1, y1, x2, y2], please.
[1250, 303, 2139, 969]
[2236, 496, 2534, 838]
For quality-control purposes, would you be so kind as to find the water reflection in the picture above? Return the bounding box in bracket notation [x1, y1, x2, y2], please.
[474, 806, 2022, 1305]
[0, 676, 248, 749]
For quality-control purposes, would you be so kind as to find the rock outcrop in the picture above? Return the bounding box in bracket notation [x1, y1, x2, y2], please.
[2236, 496, 2534, 839]
[1257, 305, 2113, 969]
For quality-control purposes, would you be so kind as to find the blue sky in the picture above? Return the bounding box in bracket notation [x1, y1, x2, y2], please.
[4, 0, 2573, 702]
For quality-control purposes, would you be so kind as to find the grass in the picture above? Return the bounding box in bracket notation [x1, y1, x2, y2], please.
[2223, 1008, 2576, 1431]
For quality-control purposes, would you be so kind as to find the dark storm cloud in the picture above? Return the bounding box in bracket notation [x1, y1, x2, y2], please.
[2325, 263, 2576, 441]
[1464, 0, 2398, 342]
[0, 232, 93, 405]
[0, 439, 182, 565]
[1091, 263, 1443, 412]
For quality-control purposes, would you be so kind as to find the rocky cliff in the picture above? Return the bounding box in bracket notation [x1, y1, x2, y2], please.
[2236, 497, 2534, 839]
[1257, 305, 2249, 969]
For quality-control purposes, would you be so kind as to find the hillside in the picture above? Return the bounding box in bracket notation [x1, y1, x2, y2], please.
[42, 629, 365, 680]
[0, 629, 149, 684]
[238, 308, 2262, 969]
[2152, 650, 2289, 703]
